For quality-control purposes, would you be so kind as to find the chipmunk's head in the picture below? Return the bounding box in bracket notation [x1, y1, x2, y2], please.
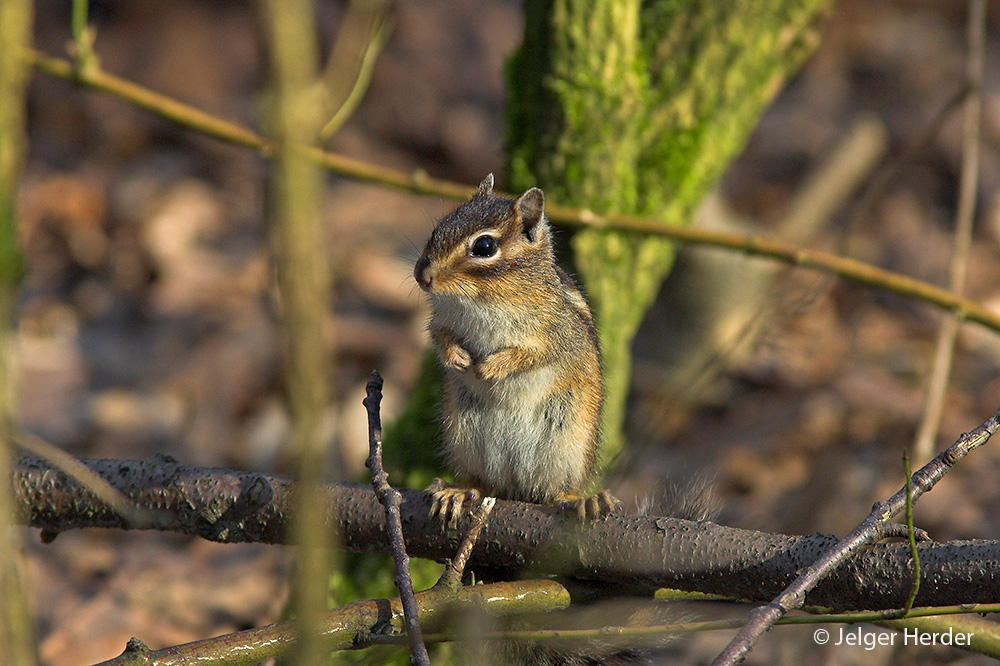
[414, 174, 551, 302]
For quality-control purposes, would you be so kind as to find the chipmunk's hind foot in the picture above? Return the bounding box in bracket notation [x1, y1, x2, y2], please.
[425, 478, 483, 528]
[554, 490, 621, 521]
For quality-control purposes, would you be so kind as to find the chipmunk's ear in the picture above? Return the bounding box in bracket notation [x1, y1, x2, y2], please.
[514, 187, 545, 242]
[475, 173, 495, 198]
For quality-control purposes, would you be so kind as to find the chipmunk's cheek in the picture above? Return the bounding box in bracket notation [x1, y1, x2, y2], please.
[427, 272, 448, 294]
[429, 270, 469, 297]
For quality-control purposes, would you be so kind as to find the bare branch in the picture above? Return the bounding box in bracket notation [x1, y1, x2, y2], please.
[364, 372, 431, 666]
[68, 0, 98, 71]
[710, 404, 1000, 666]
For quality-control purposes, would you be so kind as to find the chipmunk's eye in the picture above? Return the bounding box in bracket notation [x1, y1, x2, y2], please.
[471, 234, 498, 258]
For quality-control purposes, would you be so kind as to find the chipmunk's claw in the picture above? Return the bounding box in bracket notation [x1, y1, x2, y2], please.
[555, 490, 622, 521]
[425, 478, 482, 529]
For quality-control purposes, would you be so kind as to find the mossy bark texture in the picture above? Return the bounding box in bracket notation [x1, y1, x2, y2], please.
[506, 0, 832, 472]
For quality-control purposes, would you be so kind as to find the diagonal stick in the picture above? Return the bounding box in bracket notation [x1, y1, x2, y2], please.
[711, 405, 1000, 666]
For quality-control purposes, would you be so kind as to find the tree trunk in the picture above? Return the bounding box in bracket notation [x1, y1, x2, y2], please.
[506, 0, 833, 472]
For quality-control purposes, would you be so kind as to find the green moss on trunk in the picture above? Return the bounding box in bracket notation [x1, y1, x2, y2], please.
[506, 0, 831, 474]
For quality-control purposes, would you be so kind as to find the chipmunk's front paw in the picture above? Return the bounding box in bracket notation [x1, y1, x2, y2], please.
[442, 345, 473, 373]
[554, 490, 622, 522]
[425, 478, 483, 528]
[474, 349, 513, 381]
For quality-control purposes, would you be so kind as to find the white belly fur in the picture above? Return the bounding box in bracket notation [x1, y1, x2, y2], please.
[443, 366, 585, 502]
[431, 292, 589, 501]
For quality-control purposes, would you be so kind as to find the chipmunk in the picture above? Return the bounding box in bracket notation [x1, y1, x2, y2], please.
[413, 174, 619, 525]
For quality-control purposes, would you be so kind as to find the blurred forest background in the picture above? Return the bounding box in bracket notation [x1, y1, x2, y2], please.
[16, 0, 1000, 663]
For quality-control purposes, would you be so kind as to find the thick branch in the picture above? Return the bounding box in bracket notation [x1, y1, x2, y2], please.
[13, 454, 1000, 612]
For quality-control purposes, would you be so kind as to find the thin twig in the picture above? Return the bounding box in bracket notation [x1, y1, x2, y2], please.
[0, 0, 39, 661]
[319, 1, 393, 141]
[257, 1, 335, 663]
[384, 602, 1000, 645]
[710, 405, 1000, 666]
[914, 0, 985, 463]
[69, 0, 98, 71]
[14, 431, 158, 532]
[437, 496, 495, 589]
[22, 48, 1000, 335]
[364, 371, 431, 666]
[878, 521, 929, 542]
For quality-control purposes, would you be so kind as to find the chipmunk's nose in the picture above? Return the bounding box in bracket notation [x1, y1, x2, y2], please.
[414, 258, 433, 291]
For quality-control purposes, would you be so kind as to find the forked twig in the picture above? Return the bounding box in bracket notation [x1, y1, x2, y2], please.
[364, 371, 431, 666]
[437, 496, 496, 589]
[711, 406, 1000, 666]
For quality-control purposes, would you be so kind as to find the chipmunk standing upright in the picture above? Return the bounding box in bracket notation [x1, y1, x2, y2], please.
[414, 174, 618, 524]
